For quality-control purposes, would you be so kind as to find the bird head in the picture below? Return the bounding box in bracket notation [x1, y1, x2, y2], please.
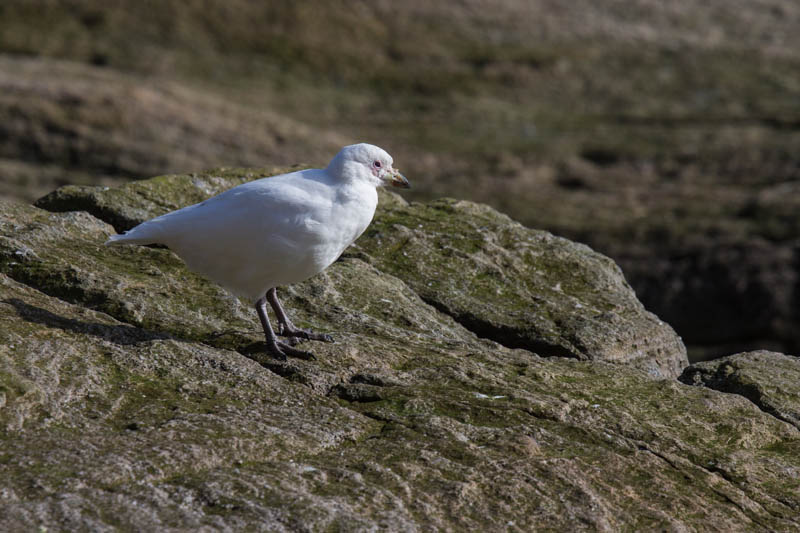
[328, 143, 410, 189]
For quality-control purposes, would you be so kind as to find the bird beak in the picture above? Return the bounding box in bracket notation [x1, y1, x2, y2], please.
[385, 168, 410, 189]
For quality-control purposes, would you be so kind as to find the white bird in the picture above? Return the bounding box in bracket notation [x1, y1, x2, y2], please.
[106, 143, 410, 360]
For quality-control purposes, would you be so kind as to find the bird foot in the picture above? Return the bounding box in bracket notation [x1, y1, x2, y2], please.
[266, 340, 317, 361]
[278, 323, 334, 343]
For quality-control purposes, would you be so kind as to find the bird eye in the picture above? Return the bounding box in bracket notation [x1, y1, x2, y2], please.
[373, 160, 382, 168]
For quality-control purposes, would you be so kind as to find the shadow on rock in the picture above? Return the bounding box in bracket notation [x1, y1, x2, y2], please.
[3, 298, 172, 345]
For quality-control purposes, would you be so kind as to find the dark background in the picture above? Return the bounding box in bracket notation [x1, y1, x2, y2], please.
[2, 0, 799, 361]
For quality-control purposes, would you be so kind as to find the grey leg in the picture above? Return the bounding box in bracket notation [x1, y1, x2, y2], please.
[266, 287, 334, 343]
[255, 295, 315, 360]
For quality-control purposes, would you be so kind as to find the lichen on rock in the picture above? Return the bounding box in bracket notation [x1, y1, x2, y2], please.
[1, 169, 798, 531]
[33, 168, 689, 378]
[681, 350, 800, 430]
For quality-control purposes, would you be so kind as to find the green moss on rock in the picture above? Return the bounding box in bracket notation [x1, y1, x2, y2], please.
[31, 171, 687, 378]
[3, 171, 797, 530]
[360, 193, 687, 377]
[680, 350, 800, 430]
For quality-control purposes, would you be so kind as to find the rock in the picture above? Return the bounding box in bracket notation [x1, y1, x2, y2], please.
[35, 169, 688, 378]
[3, 271, 800, 530]
[2, 171, 799, 530]
[0, 274, 380, 530]
[357, 195, 687, 378]
[680, 350, 800, 430]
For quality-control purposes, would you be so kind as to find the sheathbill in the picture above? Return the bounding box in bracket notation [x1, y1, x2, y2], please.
[106, 143, 410, 360]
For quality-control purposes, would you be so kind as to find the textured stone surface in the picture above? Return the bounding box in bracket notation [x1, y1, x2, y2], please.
[1, 172, 799, 530]
[680, 350, 800, 430]
[357, 196, 686, 378]
[34, 169, 688, 378]
[2, 272, 799, 530]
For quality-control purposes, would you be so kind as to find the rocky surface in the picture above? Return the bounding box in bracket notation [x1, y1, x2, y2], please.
[2, 170, 800, 530]
[34, 169, 687, 378]
[356, 197, 685, 377]
[681, 350, 800, 431]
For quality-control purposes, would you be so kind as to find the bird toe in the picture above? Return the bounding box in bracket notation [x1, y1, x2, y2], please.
[266, 345, 288, 361]
[280, 327, 334, 343]
[277, 341, 317, 361]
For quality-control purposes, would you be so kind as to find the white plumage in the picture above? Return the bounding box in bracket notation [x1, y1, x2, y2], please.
[106, 143, 409, 360]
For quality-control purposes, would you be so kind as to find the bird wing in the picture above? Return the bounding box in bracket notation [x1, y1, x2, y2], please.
[117, 169, 338, 299]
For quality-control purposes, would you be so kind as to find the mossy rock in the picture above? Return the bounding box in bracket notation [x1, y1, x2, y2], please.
[681, 350, 800, 430]
[2, 272, 800, 530]
[2, 171, 800, 529]
[33, 168, 687, 378]
[359, 194, 687, 378]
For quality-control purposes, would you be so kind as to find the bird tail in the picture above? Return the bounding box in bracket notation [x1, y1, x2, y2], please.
[105, 206, 194, 247]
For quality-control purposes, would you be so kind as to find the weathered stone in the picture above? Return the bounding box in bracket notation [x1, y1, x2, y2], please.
[0, 274, 380, 530]
[2, 273, 800, 530]
[0, 197, 489, 392]
[3, 172, 798, 530]
[358, 195, 687, 378]
[32, 169, 688, 378]
[680, 350, 800, 430]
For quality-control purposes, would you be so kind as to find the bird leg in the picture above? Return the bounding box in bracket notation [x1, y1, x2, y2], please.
[255, 296, 315, 360]
[266, 287, 334, 343]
